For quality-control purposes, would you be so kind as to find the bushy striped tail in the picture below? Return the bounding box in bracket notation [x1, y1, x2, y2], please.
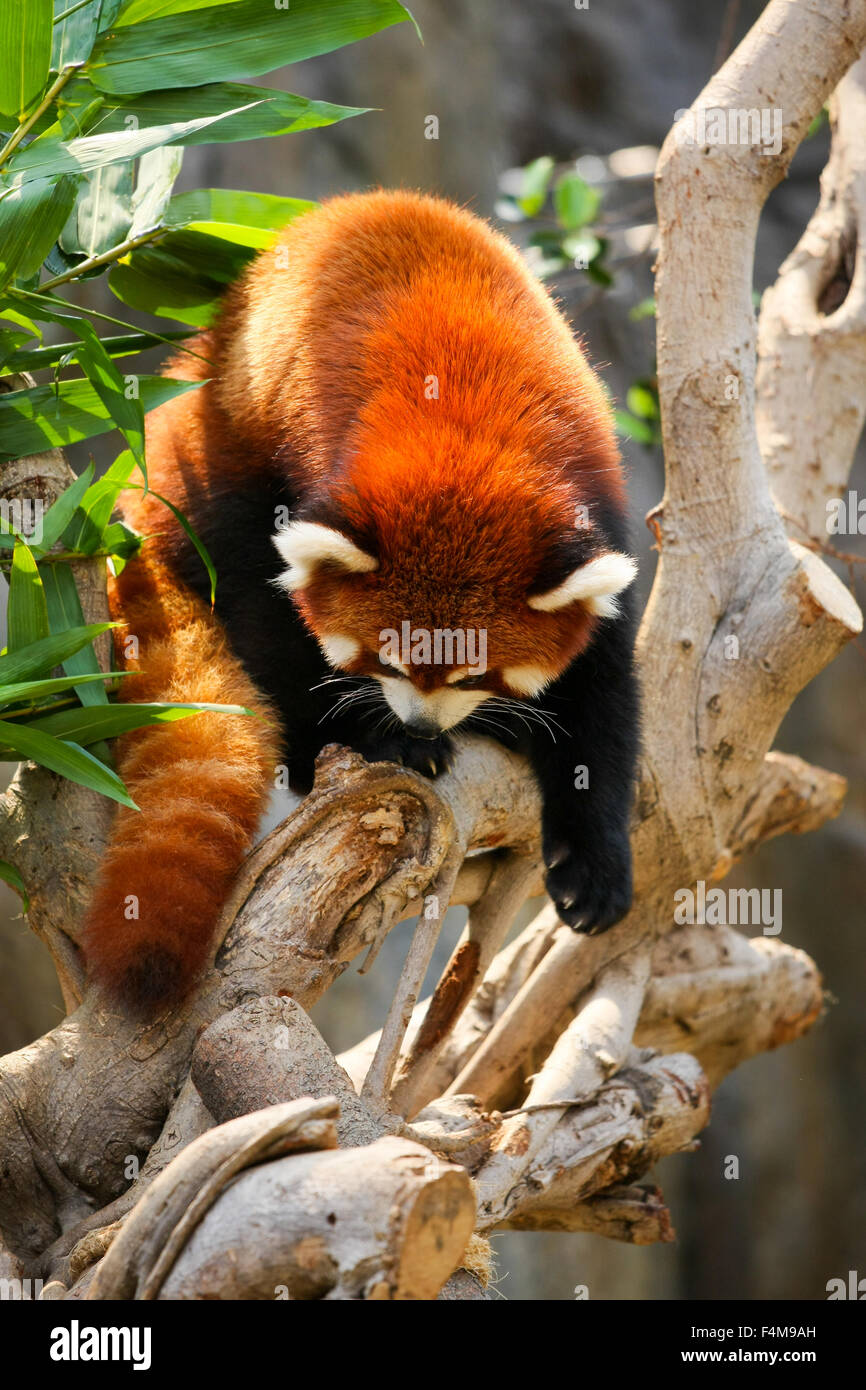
[82, 552, 280, 1015]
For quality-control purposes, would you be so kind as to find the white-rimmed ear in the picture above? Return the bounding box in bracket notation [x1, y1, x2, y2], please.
[319, 633, 361, 669]
[528, 552, 637, 618]
[501, 664, 554, 697]
[272, 521, 378, 592]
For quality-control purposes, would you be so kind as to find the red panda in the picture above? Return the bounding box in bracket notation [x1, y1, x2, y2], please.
[83, 190, 639, 1014]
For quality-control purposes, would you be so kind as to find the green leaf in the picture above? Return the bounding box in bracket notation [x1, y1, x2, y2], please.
[101, 518, 140, 566]
[0, 307, 41, 368]
[127, 482, 216, 603]
[7, 539, 50, 650]
[2, 327, 189, 375]
[614, 410, 656, 446]
[115, 0, 243, 24]
[52, 0, 102, 70]
[0, 621, 114, 685]
[157, 187, 315, 254]
[4, 99, 262, 185]
[0, 669, 125, 706]
[42, 240, 87, 283]
[0, 859, 29, 911]
[36, 460, 95, 550]
[0, 307, 41, 342]
[59, 158, 133, 258]
[109, 227, 254, 325]
[55, 90, 105, 142]
[553, 172, 601, 231]
[0, 373, 200, 461]
[0, 718, 138, 808]
[97, 1, 123, 30]
[561, 230, 601, 266]
[518, 156, 554, 217]
[60, 78, 368, 145]
[128, 145, 183, 237]
[806, 106, 828, 140]
[38, 559, 111, 705]
[29, 699, 250, 743]
[73, 317, 145, 467]
[0, 0, 53, 121]
[0, 328, 36, 369]
[628, 296, 656, 322]
[0, 176, 79, 290]
[87, 0, 414, 93]
[165, 186, 314, 234]
[625, 384, 658, 421]
[61, 445, 138, 551]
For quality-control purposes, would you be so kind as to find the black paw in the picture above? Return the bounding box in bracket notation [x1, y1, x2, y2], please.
[543, 826, 632, 934]
[353, 730, 455, 779]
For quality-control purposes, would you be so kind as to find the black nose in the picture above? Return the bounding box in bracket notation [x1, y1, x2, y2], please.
[403, 717, 440, 740]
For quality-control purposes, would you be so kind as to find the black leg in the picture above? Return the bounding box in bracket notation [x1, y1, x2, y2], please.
[513, 607, 640, 932]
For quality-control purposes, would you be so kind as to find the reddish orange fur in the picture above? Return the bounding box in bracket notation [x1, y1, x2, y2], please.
[127, 191, 622, 686]
[216, 191, 621, 683]
[86, 190, 624, 1012]
[82, 551, 280, 1011]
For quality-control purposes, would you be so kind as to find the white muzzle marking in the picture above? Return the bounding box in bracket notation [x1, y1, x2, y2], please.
[377, 677, 488, 731]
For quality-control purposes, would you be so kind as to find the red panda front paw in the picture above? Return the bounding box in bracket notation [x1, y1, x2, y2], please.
[354, 730, 455, 778]
[543, 828, 632, 934]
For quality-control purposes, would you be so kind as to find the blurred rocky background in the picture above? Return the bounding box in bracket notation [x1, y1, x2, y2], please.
[1, 0, 863, 1299]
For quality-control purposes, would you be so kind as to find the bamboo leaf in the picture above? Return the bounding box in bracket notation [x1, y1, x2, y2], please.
[4, 100, 261, 185]
[0, 0, 53, 121]
[73, 317, 145, 467]
[59, 158, 134, 258]
[0, 718, 138, 808]
[127, 145, 183, 237]
[86, 0, 415, 94]
[2, 327, 189, 375]
[0, 621, 115, 685]
[60, 77, 367, 144]
[60, 445, 138, 551]
[36, 460, 94, 550]
[100, 518, 140, 568]
[0, 175, 79, 290]
[109, 227, 253, 325]
[38, 559, 111, 705]
[0, 670, 126, 706]
[29, 699, 251, 743]
[0, 373, 200, 462]
[52, 0, 102, 70]
[115, 0, 243, 24]
[0, 307, 41, 368]
[97, 1, 124, 30]
[7, 539, 50, 651]
[165, 187, 314, 235]
[126, 481, 217, 602]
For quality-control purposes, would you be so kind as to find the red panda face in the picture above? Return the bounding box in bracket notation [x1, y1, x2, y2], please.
[272, 520, 636, 735]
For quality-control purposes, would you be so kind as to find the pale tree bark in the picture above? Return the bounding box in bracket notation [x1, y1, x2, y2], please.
[0, 0, 864, 1302]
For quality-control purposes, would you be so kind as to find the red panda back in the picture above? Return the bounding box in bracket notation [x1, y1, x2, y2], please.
[223, 190, 618, 470]
[126, 191, 622, 569]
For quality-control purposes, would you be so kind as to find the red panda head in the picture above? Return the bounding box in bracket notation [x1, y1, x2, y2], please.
[272, 440, 636, 736]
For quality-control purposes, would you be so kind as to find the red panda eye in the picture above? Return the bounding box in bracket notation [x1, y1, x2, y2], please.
[378, 654, 408, 679]
[455, 674, 486, 689]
